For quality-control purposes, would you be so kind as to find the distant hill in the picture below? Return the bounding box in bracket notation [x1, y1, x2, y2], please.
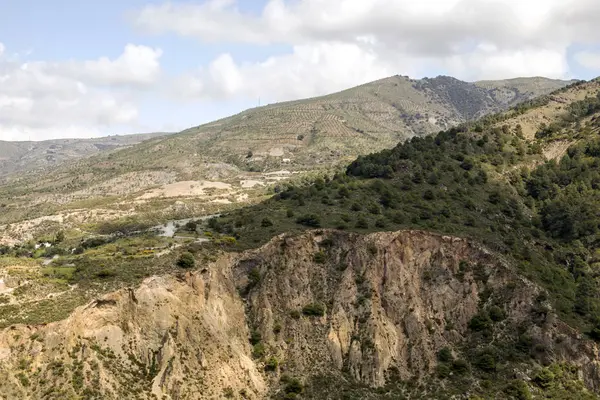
[174, 75, 574, 169]
[0, 75, 574, 227]
[0, 132, 173, 179]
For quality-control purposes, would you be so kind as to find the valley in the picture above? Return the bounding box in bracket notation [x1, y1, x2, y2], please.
[1, 76, 600, 399]
[0, 76, 572, 244]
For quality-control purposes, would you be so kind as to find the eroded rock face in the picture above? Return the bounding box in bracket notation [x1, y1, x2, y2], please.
[0, 259, 266, 400]
[236, 230, 600, 390]
[0, 230, 598, 399]
[238, 231, 518, 385]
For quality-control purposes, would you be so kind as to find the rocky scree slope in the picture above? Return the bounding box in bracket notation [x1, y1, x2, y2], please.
[0, 230, 598, 399]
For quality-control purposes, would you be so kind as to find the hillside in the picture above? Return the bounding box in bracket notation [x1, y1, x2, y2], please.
[0, 132, 173, 180]
[0, 75, 572, 238]
[0, 231, 597, 399]
[0, 78, 599, 398]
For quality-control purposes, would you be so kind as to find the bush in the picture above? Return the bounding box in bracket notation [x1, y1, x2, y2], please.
[281, 375, 303, 394]
[355, 217, 369, 229]
[469, 312, 492, 331]
[533, 368, 555, 389]
[474, 351, 496, 372]
[436, 363, 451, 378]
[313, 251, 326, 264]
[488, 305, 506, 322]
[437, 347, 453, 363]
[265, 357, 279, 371]
[185, 221, 198, 232]
[296, 214, 321, 227]
[250, 330, 262, 345]
[302, 303, 325, 317]
[261, 217, 274, 227]
[95, 269, 117, 278]
[55, 231, 65, 243]
[504, 380, 532, 400]
[177, 252, 196, 269]
[451, 359, 470, 374]
[252, 343, 265, 359]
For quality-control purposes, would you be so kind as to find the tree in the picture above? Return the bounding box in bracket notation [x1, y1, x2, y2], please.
[261, 217, 274, 227]
[185, 221, 198, 232]
[177, 252, 196, 269]
[55, 231, 65, 244]
[296, 214, 321, 227]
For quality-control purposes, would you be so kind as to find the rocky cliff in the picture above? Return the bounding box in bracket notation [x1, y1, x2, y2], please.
[0, 230, 598, 399]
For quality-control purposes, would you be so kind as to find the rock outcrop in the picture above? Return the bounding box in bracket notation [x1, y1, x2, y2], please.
[0, 230, 598, 399]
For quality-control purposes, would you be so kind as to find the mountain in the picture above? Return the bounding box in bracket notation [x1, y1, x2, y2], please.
[0, 75, 572, 235]
[0, 132, 174, 179]
[177, 75, 573, 169]
[0, 78, 599, 398]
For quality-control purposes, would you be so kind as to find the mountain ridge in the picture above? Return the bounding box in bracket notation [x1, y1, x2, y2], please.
[0, 132, 174, 180]
[0, 75, 573, 232]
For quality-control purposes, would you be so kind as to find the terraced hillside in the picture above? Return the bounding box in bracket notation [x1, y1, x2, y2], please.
[180, 75, 573, 168]
[0, 132, 173, 180]
[0, 75, 573, 241]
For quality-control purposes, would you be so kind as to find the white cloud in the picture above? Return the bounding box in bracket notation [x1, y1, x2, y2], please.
[135, 0, 600, 103]
[0, 44, 159, 141]
[76, 44, 162, 86]
[173, 42, 396, 102]
[574, 51, 600, 70]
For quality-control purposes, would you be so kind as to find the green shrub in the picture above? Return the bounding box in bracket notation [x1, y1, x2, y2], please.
[261, 217, 274, 227]
[296, 214, 321, 227]
[252, 343, 265, 359]
[436, 363, 451, 378]
[265, 357, 279, 371]
[533, 367, 555, 389]
[250, 330, 262, 345]
[16, 372, 29, 387]
[489, 305, 506, 322]
[248, 267, 261, 288]
[177, 252, 196, 269]
[437, 347, 453, 363]
[451, 359, 470, 374]
[313, 251, 326, 264]
[355, 217, 369, 229]
[302, 303, 325, 317]
[281, 375, 303, 394]
[469, 312, 492, 331]
[504, 380, 532, 400]
[185, 221, 198, 232]
[95, 269, 117, 278]
[474, 351, 496, 372]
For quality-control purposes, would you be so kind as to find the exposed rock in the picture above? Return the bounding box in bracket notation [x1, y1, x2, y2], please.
[0, 230, 598, 399]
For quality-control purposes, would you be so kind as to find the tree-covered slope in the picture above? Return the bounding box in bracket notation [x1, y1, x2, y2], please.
[203, 79, 600, 397]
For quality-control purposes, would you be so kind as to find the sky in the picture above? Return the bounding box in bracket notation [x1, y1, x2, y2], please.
[1, 0, 600, 141]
